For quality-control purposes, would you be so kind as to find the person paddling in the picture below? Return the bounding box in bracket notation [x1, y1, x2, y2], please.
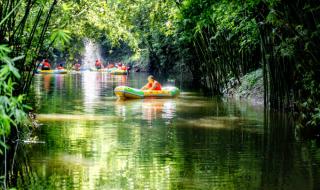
[42, 59, 51, 70]
[141, 75, 162, 90]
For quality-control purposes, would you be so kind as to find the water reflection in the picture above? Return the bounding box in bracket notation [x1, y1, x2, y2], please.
[115, 99, 176, 126]
[43, 74, 52, 91]
[55, 74, 64, 90]
[4, 73, 320, 190]
[109, 75, 128, 86]
[82, 72, 102, 113]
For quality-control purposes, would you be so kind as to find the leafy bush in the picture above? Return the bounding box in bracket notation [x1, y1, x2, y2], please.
[0, 44, 29, 154]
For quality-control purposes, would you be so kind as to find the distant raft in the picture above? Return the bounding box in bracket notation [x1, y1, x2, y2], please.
[114, 86, 180, 99]
[110, 69, 128, 75]
[89, 68, 105, 72]
[36, 69, 68, 74]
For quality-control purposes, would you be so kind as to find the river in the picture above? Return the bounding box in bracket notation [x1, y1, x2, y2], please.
[7, 72, 320, 190]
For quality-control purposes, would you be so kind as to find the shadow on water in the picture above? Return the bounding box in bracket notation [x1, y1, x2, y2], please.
[2, 73, 320, 190]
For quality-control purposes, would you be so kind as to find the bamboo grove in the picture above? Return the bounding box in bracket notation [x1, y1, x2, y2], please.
[0, 0, 75, 94]
[1, 0, 320, 151]
[0, 1, 73, 184]
[106, 0, 320, 129]
[180, 0, 320, 129]
[125, 0, 320, 129]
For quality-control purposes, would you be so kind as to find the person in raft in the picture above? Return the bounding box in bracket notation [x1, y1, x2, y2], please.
[141, 75, 162, 90]
[121, 65, 127, 70]
[74, 63, 81, 71]
[41, 59, 51, 70]
[95, 59, 103, 69]
[57, 63, 64, 70]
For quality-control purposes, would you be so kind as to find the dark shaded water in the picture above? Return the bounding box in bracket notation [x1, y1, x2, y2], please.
[6, 72, 320, 190]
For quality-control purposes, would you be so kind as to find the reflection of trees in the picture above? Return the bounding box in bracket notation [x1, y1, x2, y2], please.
[176, 97, 264, 122]
[34, 73, 117, 114]
[33, 74, 85, 114]
[260, 112, 320, 190]
[5, 91, 320, 189]
[4, 117, 179, 189]
[169, 125, 263, 189]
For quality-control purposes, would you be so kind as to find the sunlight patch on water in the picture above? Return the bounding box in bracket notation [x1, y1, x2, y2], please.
[176, 100, 212, 108]
[82, 72, 101, 113]
[177, 116, 263, 133]
[56, 153, 95, 166]
[37, 114, 120, 121]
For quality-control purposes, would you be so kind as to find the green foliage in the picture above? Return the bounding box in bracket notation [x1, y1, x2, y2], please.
[49, 29, 72, 50]
[0, 0, 63, 93]
[0, 45, 29, 154]
[243, 69, 263, 89]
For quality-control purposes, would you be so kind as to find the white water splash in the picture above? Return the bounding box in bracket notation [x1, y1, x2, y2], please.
[82, 39, 103, 69]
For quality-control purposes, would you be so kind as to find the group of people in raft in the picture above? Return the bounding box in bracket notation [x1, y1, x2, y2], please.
[91, 60, 128, 71]
[39, 59, 67, 70]
[39, 59, 129, 71]
[39, 59, 161, 91]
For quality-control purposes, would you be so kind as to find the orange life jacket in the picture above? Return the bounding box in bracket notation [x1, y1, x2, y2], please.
[43, 62, 51, 68]
[147, 81, 162, 90]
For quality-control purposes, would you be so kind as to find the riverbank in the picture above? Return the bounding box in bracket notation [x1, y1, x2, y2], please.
[223, 69, 320, 139]
[223, 69, 264, 105]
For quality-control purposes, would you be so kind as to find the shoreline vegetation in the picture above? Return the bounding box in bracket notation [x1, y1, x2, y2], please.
[0, 0, 320, 188]
[223, 69, 264, 106]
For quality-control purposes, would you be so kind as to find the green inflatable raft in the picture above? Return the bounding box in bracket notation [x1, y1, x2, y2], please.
[36, 69, 67, 74]
[114, 86, 180, 99]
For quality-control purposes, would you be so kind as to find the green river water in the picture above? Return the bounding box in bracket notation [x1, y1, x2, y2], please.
[6, 72, 320, 190]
